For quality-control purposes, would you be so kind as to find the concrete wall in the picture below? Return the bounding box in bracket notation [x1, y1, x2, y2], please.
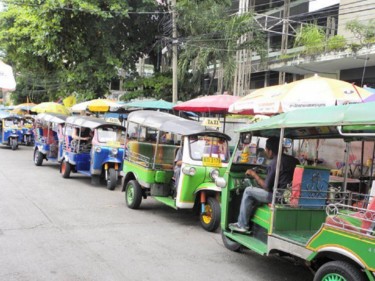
[338, 0, 375, 43]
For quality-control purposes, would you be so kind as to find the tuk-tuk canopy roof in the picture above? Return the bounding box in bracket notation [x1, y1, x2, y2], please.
[1, 115, 21, 120]
[237, 102, 375, 139]
[65, 116, 125, 130]
[127, 110, 231, 140]
[36, 113, 67, 124]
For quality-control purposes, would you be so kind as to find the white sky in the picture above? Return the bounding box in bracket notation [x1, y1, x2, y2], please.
[309, 0, 340, 12]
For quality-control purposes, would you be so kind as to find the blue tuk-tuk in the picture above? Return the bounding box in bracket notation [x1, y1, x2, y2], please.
[20, 115, 35, 146]
[0, 115, 23, 150]
[33, 113, 67, 166]
[60, 116, 126, 190]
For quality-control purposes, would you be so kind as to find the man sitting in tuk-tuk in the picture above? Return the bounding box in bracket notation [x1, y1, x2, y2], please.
[230, 137, 300, 233]
[71, 127, 93, 152]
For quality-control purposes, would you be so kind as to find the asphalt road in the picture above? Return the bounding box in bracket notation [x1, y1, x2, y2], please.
[0, 145, 313, 281]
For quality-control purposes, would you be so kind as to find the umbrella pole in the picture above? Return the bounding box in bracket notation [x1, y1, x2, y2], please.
[223, 115, 226, 133]
[360, 140, 364, 178]
[343, 142, 350, 192]
[367, 142, 375, 194]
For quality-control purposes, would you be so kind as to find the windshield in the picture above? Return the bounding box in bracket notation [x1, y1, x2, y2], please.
[97, 127, 125, 145]
[4, 119, 18, 127]
[189, 135, 229, 162]
[233, 133, 268, 165]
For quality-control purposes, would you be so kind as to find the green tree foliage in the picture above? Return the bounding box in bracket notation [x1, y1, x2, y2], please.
[121, 72, 172, 101]
[327, 35, 347, 51]
[346, 19, 375, 45]
[176, 0, 267, 99]
[0, 0, 164, 103]
[294, 24, 325, 55]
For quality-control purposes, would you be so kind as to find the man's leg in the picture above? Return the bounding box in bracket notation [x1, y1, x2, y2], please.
[238, 187, 270, 228]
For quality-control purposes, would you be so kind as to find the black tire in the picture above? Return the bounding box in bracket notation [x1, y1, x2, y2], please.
[61, 160, 71, 178]
[221, 230, 241, 252]
[11, 138, 18, 150]
[314, 261, 366, 281]
[200, 196, 221, 232]
[34, 149, 43, 166]
[125, 180, 142, 209]
[106, 168, 117, 190]
[26, 136, 32, 146]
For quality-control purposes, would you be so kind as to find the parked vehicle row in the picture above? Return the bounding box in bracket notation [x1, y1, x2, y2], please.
[32, 114, 126, 190]
[21, 103, 375, 281]
[0, 115, 35, 150]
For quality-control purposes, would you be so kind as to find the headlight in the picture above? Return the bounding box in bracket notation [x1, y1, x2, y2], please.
[215, 177, 227, 188]
[95, 146, 102, 153]
[182, 166, 196, 176]
[111, 148, 118, 155]
[209, 169, 220, 180]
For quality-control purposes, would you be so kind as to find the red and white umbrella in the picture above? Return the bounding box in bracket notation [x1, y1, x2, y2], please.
[173, 94, 240, 114]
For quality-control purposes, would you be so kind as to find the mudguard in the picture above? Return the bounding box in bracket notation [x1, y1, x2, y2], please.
[194, 182, 222, 194]
[102, 157, 122, 167]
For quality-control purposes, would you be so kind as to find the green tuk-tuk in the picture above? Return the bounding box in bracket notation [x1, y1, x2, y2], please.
[218, 102, 375, 281]
[122, 110, 231, 232]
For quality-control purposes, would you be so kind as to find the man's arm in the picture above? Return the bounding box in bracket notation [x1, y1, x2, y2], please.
[245, 169, 266, 189]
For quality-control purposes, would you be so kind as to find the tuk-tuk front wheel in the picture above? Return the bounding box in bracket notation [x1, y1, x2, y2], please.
[125, 180, 142, 209]
[26, 136, 32, 146]
[61, 160, 71, 178]
[200, 197, 220, 232]
[314, 261, 366, 281]
[11, 138, 18, 150]
[221, 230, 241, 252]
[106, 168, 117, 191]
[34, 149, 43, 166]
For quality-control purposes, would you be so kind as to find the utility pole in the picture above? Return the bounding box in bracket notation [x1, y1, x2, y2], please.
[234, 0, 254, 97]
[171, 0, 178, 104]
[279, 0, 290, 84]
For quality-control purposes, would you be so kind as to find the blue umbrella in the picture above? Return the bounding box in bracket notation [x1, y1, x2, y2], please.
[124, 99, 174, 110]
[0, 110, 10, 118]
[364, 86, 375, 94]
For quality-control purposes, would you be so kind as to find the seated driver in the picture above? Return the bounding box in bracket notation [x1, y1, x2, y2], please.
[72, 127, 92, 142]
[229, 137, 300, 233]
[71, 127, 93, 151]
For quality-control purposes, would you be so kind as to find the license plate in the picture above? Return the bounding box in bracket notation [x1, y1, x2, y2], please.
[202, 156, 221, 167]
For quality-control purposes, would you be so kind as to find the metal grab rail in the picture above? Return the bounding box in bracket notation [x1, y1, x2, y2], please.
[126, 150, 152, 168]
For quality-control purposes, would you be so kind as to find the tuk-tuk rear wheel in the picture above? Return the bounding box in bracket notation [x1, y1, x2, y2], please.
[125, 180, 142, 209]
[200, 197, 220, 232]
[314, 261, 366, 281]
[61, 160, 71, 178]
[106, 168, 117, 191]
[34, 149, 43, 166]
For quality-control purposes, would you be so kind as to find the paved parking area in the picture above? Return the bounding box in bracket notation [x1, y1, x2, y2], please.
[0, 146, 313, 281]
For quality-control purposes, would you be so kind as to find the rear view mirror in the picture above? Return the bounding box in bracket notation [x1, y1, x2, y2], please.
[241, 133, 251, 144]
